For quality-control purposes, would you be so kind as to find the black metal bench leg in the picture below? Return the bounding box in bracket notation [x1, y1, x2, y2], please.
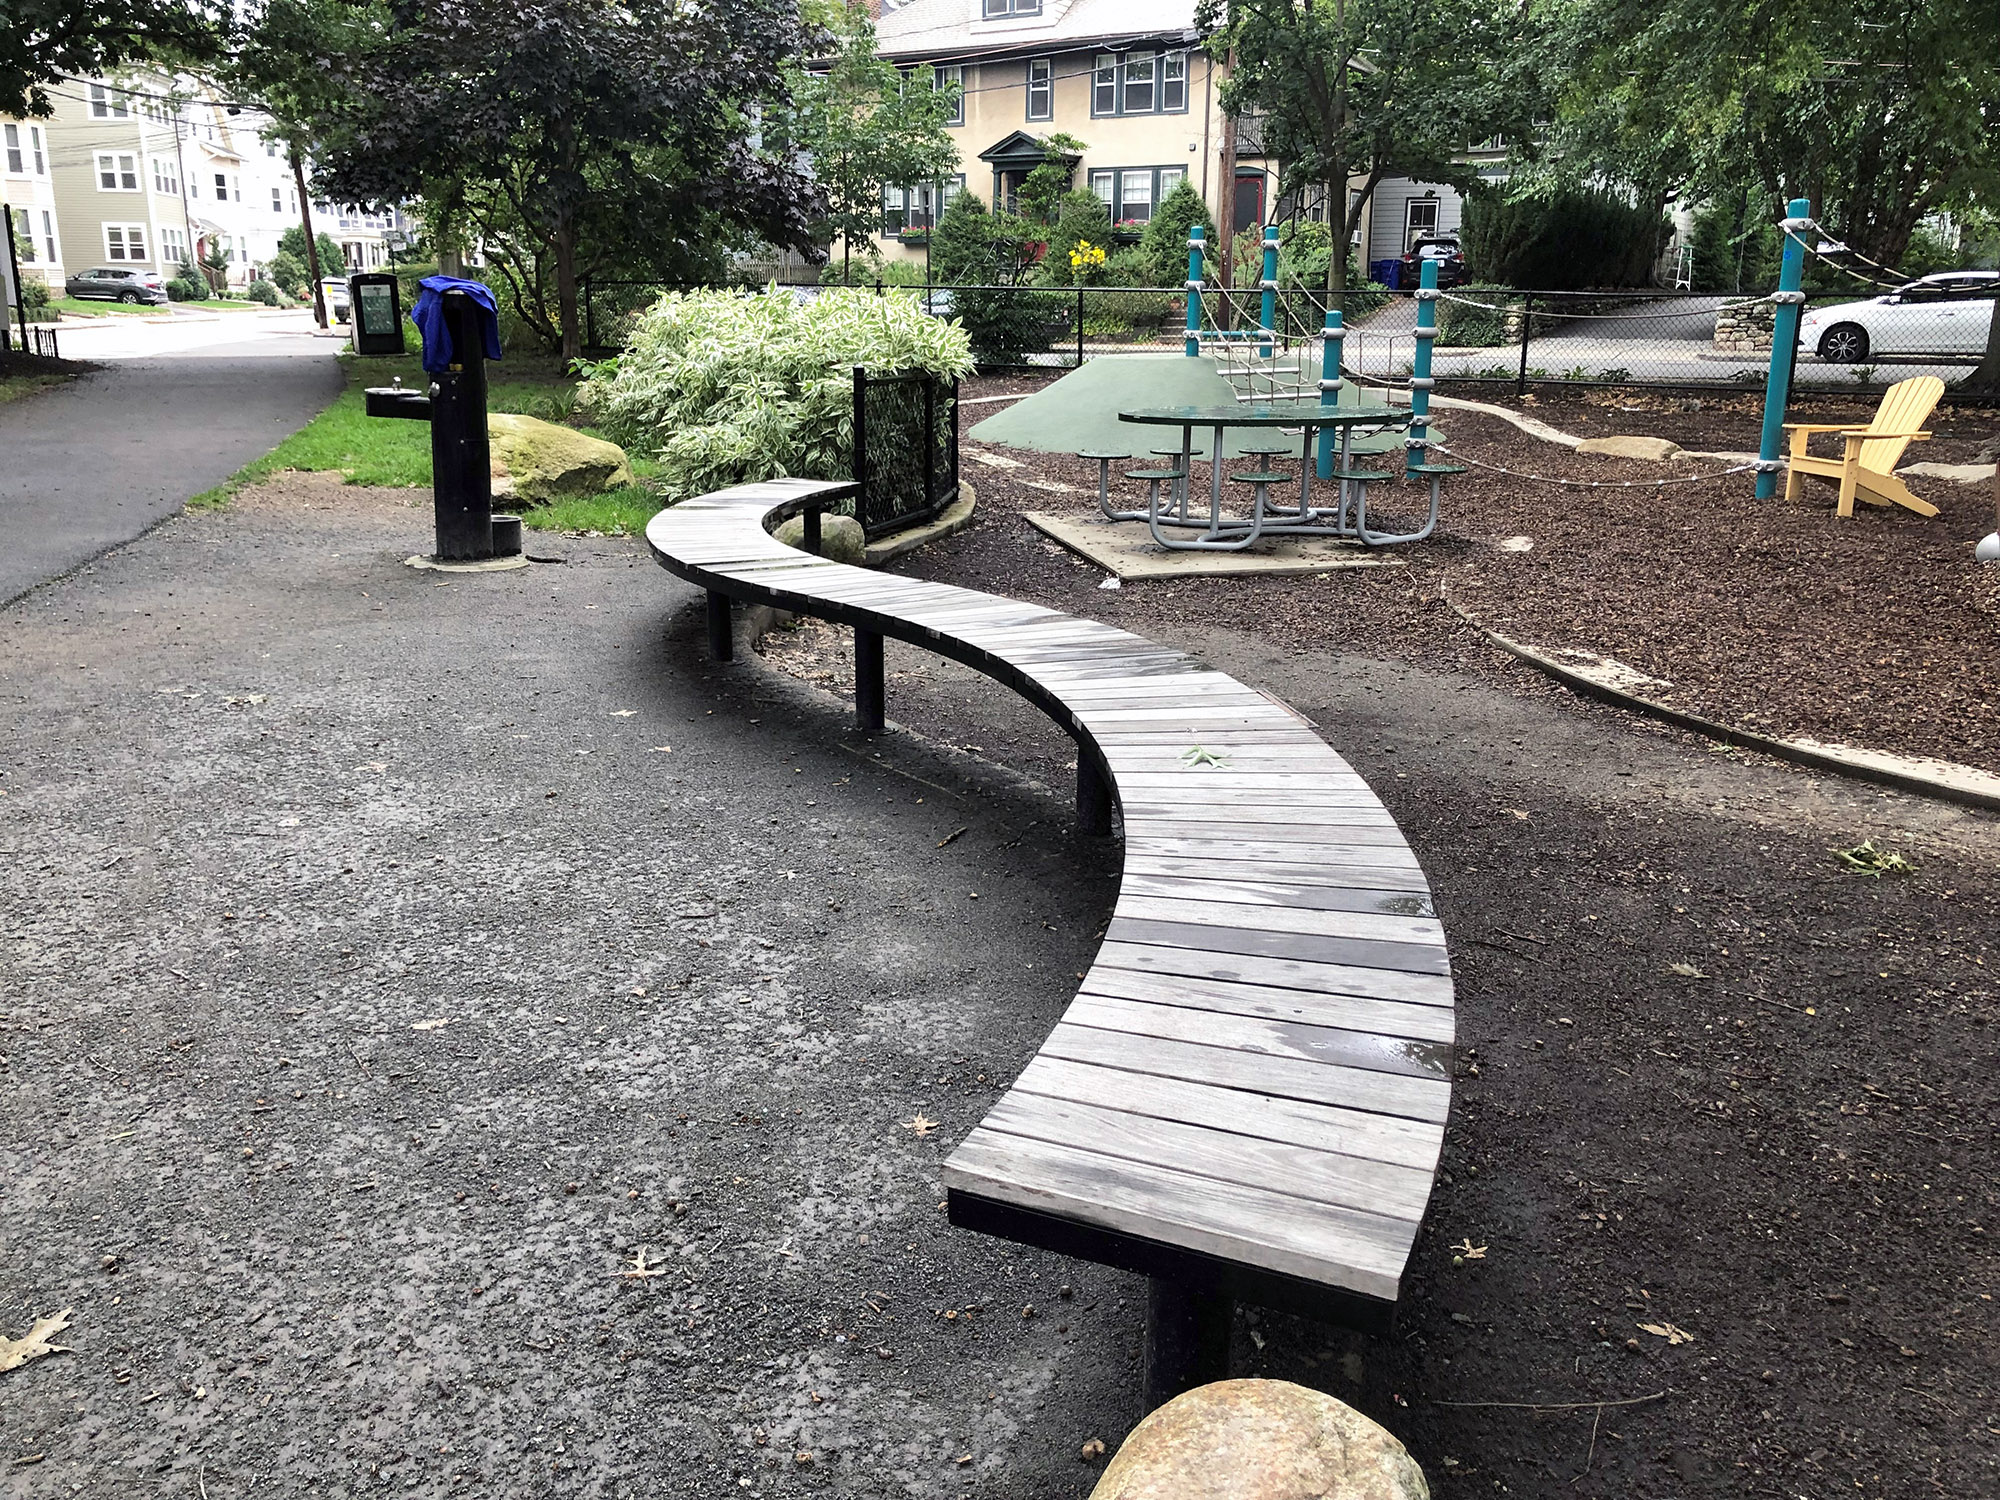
[705, 590, 733, 661]
[855, 628, 885, 732]
[1143, 1277, 1231, 1410]
[1077, 753, 1113, 836]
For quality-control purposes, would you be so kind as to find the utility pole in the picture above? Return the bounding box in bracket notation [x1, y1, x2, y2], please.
[291, 152, 328, 329]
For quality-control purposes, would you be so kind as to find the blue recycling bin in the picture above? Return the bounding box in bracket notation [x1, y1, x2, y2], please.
[1369, 257, 1401, 290]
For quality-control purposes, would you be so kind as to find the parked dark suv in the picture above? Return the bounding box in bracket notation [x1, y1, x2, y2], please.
[65, 267, 169, 305]
[1398, 236, 1466, 290]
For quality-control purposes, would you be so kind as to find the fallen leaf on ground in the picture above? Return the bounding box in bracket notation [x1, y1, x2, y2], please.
[1080, 1438, 1106, 1461]
[1637, 1321, 1694, 1346]
[1180, 746, 1228, 769]
[902, 1115, 939, 1137]
[411, 1018, 451, 1031]
[611, 1249, 670, 1281]
[1667, 961, 1707, 978]
[0, 1310, 73, 1374]
[610, 710, 638, 717]
[1450, 1239, 1488, 1260]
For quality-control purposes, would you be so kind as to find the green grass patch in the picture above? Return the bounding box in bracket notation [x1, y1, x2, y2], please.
[0, 373, 70, 404]
[191, 353, 597, 510]
[522, 484, 666, 536]
[46, 297, 170, 318]
[180, 298, 265, 311]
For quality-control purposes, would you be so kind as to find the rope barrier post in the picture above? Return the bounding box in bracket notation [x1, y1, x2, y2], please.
[1185, 226, 1204, 358]
[1515, 292, 1533, 399]
[1756, 197, 1811, 500]
[1259, 224, 1279, 361]
[1318, 307, 1343, 480]
[1408, 259, 1439, 479]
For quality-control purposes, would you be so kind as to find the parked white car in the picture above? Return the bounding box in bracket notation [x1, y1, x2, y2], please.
[1801, 271, 1997, 361]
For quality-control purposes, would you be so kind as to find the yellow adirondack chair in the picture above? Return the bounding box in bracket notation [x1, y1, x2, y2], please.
[1782, 375, 1943, 518]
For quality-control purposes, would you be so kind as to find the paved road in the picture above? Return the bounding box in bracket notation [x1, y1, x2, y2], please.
[0, 311, 342, 605]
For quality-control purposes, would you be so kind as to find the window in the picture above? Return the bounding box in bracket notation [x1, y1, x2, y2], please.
[232, 175, 241, 202]
[1123, 53, 1156, 113]
[89, 84, 129, 119]
[12, 208, 32, 262]
[1404, 197, 1440, 250]
[42, 209, 58, 263]
[97, 152, 140, 191]
[982, 0, 1041, 14]
[265, 141, 278, 157]
[882, 185, 907, 235]
[1093, 55, 1117, 115]
[934, 65, 963, 126]
[1026, 58, 1052, 121]
[1093, 51, 1190, 116]
[160, 226, 186, 264]
[215, 172, 229, 201]
[1097, 167, 1182, 227]
[3, 124, 19, 175]
[151, 157, 178, 195]
[104, 223, 148, 261]
[272, 186, 283, 212]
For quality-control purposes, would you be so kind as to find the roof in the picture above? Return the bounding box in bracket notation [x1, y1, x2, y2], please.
[878, 0, 1201, 63]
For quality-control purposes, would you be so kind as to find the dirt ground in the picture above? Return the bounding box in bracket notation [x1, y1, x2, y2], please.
[943, 374, 2000, 775]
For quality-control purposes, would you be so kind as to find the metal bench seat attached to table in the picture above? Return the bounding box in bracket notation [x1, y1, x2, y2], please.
[647, 476, 1455, 1405]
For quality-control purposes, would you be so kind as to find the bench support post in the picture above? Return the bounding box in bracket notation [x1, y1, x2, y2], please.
[705, 590, 733, 661]
[1143, 1277, 1231, 1411]
[1077, 753, 1113, 836]
[854, 628, 885, 732]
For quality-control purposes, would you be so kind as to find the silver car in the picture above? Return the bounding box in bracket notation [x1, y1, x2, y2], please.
[1802, 271, 1998, 361]
[65, 266, 169, 305]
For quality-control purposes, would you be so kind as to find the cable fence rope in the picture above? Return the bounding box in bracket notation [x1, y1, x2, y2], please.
[1434, 291, 1778, 321]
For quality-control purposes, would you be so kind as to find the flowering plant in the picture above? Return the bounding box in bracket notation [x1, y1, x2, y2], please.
[1068, 239, 1109, 282]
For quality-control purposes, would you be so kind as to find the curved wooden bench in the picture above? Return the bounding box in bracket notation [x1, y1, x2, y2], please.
[647, 477, 1454, 1400]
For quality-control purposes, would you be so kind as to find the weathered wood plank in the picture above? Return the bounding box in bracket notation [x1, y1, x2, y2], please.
[1110, 895, 1446, 948]
[1119, 870, 1435, 917]
[1077, 966, 1455, 1044]
[1093, 940, 1455, 1007]
[1064, 995, 1450, 1081]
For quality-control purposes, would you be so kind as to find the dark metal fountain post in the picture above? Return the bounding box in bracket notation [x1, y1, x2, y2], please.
[428, 292, 495, 561]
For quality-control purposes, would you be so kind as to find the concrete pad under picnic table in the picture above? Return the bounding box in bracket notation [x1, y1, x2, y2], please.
[970, 353, 1424, 458]
[1025, 509, 1405, 580]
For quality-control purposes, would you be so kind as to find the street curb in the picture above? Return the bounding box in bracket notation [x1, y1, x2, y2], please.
[1440, 577, 2000, 815]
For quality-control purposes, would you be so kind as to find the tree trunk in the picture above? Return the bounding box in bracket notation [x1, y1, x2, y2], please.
[1327, 177, 1347, 293]
[1216, 102, 1238, 291]
[555, 214, 580, 364]
[1967, 291, 2000, 390]
[291, 154, 327, 330]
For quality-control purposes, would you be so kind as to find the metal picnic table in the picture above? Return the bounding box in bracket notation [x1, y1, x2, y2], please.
[1117, 400, 1405, 551]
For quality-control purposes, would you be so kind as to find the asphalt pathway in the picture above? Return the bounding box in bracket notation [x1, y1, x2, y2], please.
[0, 321, 340, 605]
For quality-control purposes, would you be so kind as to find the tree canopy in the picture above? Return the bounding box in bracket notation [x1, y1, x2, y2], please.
[1200, 0, 1526, 288]
[233, 0, 825, 357]
[2, 0, 222, 117]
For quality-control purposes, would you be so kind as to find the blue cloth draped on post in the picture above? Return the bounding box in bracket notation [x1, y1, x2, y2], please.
[411, 276, 503, 373]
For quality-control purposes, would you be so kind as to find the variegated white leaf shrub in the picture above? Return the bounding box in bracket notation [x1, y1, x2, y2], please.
[583, 286, 974, 501]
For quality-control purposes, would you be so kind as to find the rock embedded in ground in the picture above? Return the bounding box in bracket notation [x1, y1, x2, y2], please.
[487, 412, 633, 502]
[773, 513, 867, 566]
[1089, 1379, 1428, 1500]
[1574, 434, 1685, 462]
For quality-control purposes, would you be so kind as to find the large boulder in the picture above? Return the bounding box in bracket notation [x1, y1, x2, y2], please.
[773, 513, 867, 567]
[1090, 1380, 1428, 1500]
[487, 413, 632, 503]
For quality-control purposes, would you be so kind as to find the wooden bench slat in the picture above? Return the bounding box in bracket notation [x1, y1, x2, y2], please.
[943, 1129, 1411, 1301]
[1105, 916, 1450, 977]
[1042, 1022, 1450, 1124]
[1111, 895, 1446, 949]
[1119, 870, 1435, 916]
[1010, 1055, 1446, 1172]
[1094, 940, 1455, 1007]
[978, 1093, 1436, 1223]
[1064, 995, 1450, 1082]
[1078, 967, 1455, 1044]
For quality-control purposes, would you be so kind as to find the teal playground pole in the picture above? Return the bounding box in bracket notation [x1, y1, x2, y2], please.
[1259, 224, 1279, 359]
[1185, 225, 1205, 357]
[1408, 258, 1439, 477]
[1317, 308, 1343, 479]
[1756, 197, 1811, 499]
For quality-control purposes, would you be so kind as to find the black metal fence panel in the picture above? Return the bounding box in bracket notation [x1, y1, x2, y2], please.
[852, 367, 958, 540]
[0, 322, 60, 359]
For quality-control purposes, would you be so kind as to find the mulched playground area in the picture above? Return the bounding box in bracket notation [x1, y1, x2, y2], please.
[941, 375, 2000, 776]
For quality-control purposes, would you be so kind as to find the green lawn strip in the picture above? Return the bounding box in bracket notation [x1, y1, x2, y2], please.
[177, 299, 270, 312]
[0, 373, 71, 404]
[46, 298, 172, 318]
[189, 352, 590, 510]
[522, 483, 667, 536]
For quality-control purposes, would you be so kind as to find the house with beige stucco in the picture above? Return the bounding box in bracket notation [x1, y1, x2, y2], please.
[870, 0, 1504, 281]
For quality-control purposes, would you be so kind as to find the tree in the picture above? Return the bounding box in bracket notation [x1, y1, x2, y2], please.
[1014, 133, 1086, 227]
[1198, 0, 1524, 290]
[1536, 0, 2000, 273]
[278, 225, 344, 277]
[2, 0, 223, 116]
[782, 12, 959, 280]
[1140, 178, 1218, 286]
[239, 0, 824, 359]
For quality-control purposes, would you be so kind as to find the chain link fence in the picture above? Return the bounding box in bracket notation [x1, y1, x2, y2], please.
[578, 274, 1996, 396]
